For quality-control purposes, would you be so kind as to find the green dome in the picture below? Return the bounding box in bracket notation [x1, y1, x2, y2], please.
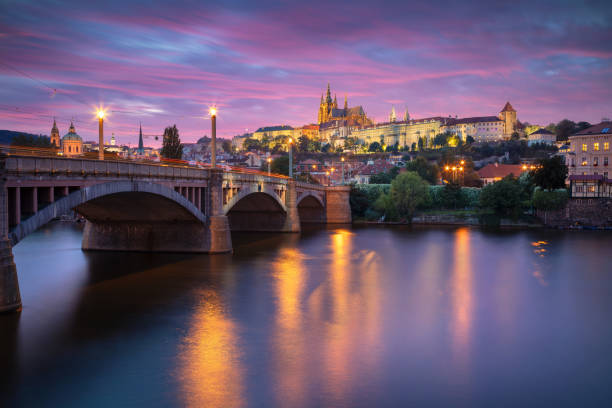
[62, 132, 82, 142]
[62, 122, 82, 142]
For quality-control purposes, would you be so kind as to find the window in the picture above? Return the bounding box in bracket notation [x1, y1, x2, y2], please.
[68, 146, 71, 153]
[594, 157, 599, 166]
[582, 144, 587, 152]
[594, 142, 600, 151]
[605, 172, 609, 178]
[605, 142, 610, 151]
[605, 157, 609, 166]
[582, 157, 587, 166]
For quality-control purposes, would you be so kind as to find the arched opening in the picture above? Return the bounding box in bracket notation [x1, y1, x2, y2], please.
[226, 192, 286, 231]
[298, 195, 325, 223]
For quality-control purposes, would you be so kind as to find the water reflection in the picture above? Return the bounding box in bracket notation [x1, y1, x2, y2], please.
[450, 228, 473, 371]
[272, 247, 308, 408]
[179, 290, 244, 408]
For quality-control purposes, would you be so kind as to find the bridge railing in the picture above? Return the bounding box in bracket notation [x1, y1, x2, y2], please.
[0, 145, 289, 180]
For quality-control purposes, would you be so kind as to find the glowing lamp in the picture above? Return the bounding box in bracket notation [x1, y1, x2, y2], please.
[209, 107, 217, 117]
[97, 110, 105, 119]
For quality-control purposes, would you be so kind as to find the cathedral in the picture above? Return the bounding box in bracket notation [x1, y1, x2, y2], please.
[317, 84, 372, 127]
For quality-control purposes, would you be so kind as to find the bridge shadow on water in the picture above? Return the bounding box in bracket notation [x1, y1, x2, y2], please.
[0, 223, 333, 401]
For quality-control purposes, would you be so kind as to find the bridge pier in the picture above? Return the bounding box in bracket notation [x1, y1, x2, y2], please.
[325, 185, 352, 224]
[282, 180, 301, 232]
[207, 169, 232, 253]
[0, 165, 21, 312]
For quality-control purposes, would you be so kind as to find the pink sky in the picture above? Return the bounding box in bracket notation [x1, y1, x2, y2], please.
[1, 0, 611, 147]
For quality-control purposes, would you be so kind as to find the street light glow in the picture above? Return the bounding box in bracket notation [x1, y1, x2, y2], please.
[209, 106, 217, 117]
[97, 110, 105, 119]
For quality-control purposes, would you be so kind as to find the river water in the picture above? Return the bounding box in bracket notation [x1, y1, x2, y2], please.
[1, 223, 611, 407]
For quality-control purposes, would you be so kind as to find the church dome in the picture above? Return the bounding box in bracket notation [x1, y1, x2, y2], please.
[62, 122, 82, 142]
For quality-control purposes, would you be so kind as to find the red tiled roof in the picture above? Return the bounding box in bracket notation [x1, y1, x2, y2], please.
[357, 160, 394, 176]
[501, 102, 515, 112]
[477, 163, 525, 179]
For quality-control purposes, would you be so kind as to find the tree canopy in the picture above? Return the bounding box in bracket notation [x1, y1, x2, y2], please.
[405, 156, 439, 184]
[531, 156, 568, 191]
[160, 125, 183, 159]
[375, 172, 431, 222]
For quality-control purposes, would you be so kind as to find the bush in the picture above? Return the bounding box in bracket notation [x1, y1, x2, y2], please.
[533, 189, 569, 211]
[479, 176, 524, 218]
[376, 172, 431, 222]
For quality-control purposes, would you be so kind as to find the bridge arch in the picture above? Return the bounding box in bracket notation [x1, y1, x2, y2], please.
[225, 190, 287, 232]
[9, 181, 206, 246]
[297, 192, 326, 223]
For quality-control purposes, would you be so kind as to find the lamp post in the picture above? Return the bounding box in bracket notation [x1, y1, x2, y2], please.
[267, 157, 271, 176]
[97, 110, 104, 161]
[326, 170, 330, 186]
[330, 167, 335, 186]
[288, 137, 293, 178]
[209, 107, 217, 168]
[341, 157, 345, 185]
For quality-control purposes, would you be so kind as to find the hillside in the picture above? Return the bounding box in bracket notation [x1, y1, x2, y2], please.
[0, 130, 47, 145]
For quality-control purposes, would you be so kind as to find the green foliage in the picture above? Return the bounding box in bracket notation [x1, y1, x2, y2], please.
[555, 119, 576, 141]
[11, 134, 53, 148]
[368, 141, 383, 152]
[433, 132, 450, 147]
[160, 125, 183, 159]
[405, 156, 439, 184]
[375, 172, 431, 222]
[479, 176, 524, 218]
[465, 135, 475, 144]
[270, 156, 289, 176]
[531, 156, 568, 191]
[369, 166, 400, 184]
[533, 189, 569, 211]
[221, 139, 233, 153]
[243, 138, 263, 151]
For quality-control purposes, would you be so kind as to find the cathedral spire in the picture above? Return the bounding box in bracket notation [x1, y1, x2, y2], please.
[333, 93, 337, 108]
[320, 93, 324, 104]
[326, 83, 332, 103]
[138, 122, 144, 154]
[344, 95, 348, 111]
[404, 109, 410, 121]
[390, 106, 397, 122]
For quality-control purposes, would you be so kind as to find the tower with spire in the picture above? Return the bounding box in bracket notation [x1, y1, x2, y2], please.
[389, 106, 397, 122]
[137, 123, 144, 155]
[403, 109, 410, 122]
[317, 83, 372, 126]
[50, 119, 60, 147]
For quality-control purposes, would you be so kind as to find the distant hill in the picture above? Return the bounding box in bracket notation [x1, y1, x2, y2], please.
[0, 130, 47, 145]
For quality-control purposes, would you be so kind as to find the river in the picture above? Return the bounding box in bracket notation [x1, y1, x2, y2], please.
[1, 222, 611, 407]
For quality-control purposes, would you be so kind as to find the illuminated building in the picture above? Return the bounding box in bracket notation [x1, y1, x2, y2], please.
[61, 121, 83, 156]
[50, 119, 60, 147]
[567, 122, 612, 197]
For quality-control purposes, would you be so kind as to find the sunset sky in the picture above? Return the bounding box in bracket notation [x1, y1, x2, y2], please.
[1, 0, 611, 146]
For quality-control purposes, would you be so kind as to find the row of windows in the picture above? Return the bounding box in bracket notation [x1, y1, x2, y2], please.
[581, 142, 610, 152]
[576, 157, 610, 166]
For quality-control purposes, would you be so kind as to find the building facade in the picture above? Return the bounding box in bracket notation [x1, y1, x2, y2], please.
[441, 116, 504, 142]
[567, 122, 612, 197]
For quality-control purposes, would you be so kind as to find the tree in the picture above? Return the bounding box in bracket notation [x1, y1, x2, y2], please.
[11, 134, 52, 148]
[555, 119, 576, 141]
[405, 156, 439, 184]
[298, 135, 310, 152]
[222, 139, 233, 153]
[343, 136, 357, 151]
[465, 135, 475, 144]
[411, 142, 417, 151]
[479, 176, 524, 218]
[533, 189, 569, 224]
[417, 137, 425, 151]
[368, 141, 382, 152]
[369, 166, 400, 184]
[440, 182, 464, 209]
[269, 156, 289, 176]
[433, 132, 450, 147]
[531, 156, 568, 190]
[243, 138, 261, 151]
[575, 121, 591, 132]
[160, 125, 183, 159]
[377, 172, 431, 222]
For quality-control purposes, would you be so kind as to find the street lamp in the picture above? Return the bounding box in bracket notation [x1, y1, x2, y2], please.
[209, 106, 217, 168]
[288, 137, 293, 178]
[267, 156, 272, 176]
[341, 157, 345, 185]
[97, 109, 105, 161]
[330, 167, 335, 186]
[326, 170, 330, 186]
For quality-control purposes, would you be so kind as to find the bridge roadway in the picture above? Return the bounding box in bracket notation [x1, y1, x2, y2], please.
[0, 153, 350, 312]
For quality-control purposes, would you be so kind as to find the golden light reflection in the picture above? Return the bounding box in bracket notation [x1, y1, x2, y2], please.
[178, 289, 244, 408]
[451, 228, 473, 365]
[271, 247, 308, 408]
[531, 240, 550, 285]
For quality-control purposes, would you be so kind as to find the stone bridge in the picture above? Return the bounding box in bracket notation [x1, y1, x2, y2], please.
[0, 154, 350, 312]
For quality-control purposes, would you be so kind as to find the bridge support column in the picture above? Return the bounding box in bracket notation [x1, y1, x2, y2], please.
[0, 159, 21, 312]
[207, 169, 232, 253]
[325, 185, 352, 224]
[282, 180, 301, 232]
